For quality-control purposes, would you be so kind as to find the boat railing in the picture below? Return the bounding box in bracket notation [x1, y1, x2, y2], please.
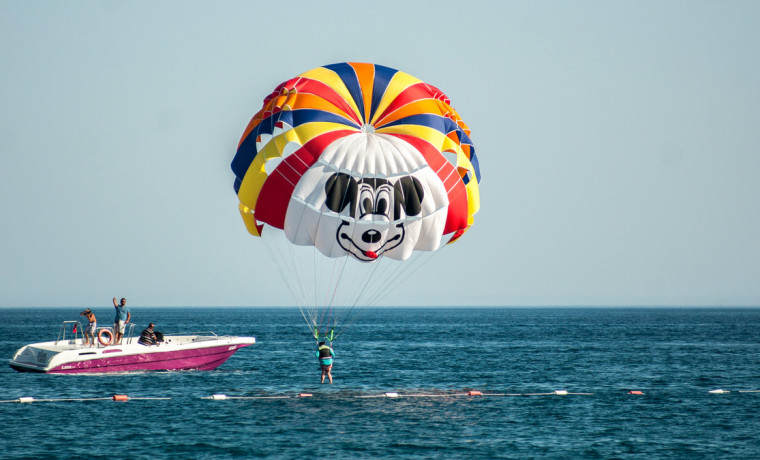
[124, 323, 137, 345]
[57, 324, 225, 348]
[88, 323, 136, 347]
[56, 321, 84, 345]
[159, 331, 219, 342]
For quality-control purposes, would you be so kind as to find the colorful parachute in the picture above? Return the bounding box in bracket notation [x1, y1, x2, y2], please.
[231, 62, 480, 340]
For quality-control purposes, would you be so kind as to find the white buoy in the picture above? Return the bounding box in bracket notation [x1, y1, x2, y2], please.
[212, 394, 228, 400]
[384, 392, 399, 398]
[554, 390, 568, 395]
[709, 389, 729, 394]
[18, 397, 35, 403]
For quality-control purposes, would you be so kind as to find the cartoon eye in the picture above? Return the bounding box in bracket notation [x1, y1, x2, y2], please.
[375, 197, 387, 215]
[375, 187, 391, 217]
[358, 186, 375, 217]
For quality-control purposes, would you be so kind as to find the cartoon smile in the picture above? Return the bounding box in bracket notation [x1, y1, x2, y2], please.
[337, 222, 405, 261]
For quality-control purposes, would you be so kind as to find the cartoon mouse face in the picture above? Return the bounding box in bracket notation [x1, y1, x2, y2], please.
[281, 135, 450, 262]
[324, 172, 424, 261]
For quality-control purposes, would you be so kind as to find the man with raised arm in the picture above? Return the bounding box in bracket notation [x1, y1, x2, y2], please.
[112, 297, 131, 345]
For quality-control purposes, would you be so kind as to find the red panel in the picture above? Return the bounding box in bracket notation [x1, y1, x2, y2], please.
[255, 130, 356, 229]
[374, 82, 434, 125]
[289, 79, 362, 125]
[389, 134, 469, 235]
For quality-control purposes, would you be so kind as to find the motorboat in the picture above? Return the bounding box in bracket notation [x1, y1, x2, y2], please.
[9, 320, 255, 374]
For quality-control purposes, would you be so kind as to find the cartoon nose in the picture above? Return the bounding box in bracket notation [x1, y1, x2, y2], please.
[362, 229, 382, 244]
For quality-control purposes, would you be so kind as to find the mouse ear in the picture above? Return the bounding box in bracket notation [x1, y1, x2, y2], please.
[394, 176, 424, 219]
[325, 172, 358, 216]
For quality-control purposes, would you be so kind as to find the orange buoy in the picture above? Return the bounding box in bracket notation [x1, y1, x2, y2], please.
[298, 393, 312, 398]
[98, 329, 114, 347]
[628, 390, 644, 395]
[467, 390, 483, 396]
[112, 394, 129, 402]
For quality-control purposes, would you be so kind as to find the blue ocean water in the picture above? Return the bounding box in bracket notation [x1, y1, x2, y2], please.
[1, 307, 760, 459]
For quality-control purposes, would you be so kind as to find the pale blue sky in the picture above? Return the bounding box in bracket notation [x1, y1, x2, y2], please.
[2, 1, 759, 307]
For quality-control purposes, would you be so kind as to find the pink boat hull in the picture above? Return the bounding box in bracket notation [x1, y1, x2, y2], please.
[47, 343, 253, 373]
[10, 333, 255, 374]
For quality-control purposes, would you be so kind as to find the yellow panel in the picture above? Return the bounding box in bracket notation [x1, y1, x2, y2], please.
[369, 71, 423, 125]
[236, 121, 356, 218]
[299, 67, 361, 122]
[282, 93, 356, 121]
[238, 203, 262, 237]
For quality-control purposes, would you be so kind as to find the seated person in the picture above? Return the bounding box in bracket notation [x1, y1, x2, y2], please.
[138, 323, 158, 346]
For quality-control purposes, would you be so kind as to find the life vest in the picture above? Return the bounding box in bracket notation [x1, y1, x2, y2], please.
[318, 345, 332, 358]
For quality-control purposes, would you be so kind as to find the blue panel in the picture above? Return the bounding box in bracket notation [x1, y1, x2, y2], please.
[289, 109, 359, 128]
[382, 113, 449, 132]
[324, 63, 365, 123]
[230, 109, 360, 183]
[231, 130, 259, 180]
[369, 64, 398, 122]
[455, 129, 473, 147]
[381, 114, 481, 185]
[470, 148, 481, 183]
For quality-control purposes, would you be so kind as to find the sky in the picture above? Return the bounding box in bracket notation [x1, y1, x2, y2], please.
[1, 1, 759, 308]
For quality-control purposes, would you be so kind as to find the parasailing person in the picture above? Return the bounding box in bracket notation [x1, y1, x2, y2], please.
[316, 341, 336, 384]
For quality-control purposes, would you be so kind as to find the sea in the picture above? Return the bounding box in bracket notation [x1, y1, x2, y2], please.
[1, 307, 759, 459]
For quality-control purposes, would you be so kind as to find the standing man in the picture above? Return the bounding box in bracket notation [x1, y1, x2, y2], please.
[316, 341, 335, 384]
[112, 297, 131, 345]
[79, 308, 97, 347]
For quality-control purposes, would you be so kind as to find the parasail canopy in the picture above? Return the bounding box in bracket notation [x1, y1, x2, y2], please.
[231, 62, 481, 340]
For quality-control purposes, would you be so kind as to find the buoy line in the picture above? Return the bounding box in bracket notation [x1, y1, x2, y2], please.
[201, 393, 313, 400]
[357, 390, 592, 398]
[0, 395, 172, 403]
[3, 389, 759, 404]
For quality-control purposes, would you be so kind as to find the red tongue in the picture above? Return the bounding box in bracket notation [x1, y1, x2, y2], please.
[364, 251, 378, 259]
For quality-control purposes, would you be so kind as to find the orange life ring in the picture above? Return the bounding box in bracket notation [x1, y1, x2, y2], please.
[98, 328, 114, 346]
